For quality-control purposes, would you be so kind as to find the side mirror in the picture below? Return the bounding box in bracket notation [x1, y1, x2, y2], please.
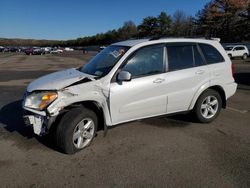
[117, 71, 132, 82]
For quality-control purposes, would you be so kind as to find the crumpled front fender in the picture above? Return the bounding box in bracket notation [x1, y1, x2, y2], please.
[46, 81, 112, 126]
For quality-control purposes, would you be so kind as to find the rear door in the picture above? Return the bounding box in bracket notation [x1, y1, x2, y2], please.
[165, 43, 210, 113]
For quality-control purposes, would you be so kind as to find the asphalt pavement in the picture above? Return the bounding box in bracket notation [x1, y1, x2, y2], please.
[0, 52, 249, 188]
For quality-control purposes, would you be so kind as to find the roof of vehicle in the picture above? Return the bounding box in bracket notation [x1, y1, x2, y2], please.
[113, 38, 221, 47]
[113, 39, 149, 47]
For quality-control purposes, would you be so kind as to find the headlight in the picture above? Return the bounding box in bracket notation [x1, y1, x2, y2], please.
[24, 91, 58, 110]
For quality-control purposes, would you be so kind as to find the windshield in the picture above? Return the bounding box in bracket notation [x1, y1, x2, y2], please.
[224, 46, 233, 51]
[80, 45, 129, 77]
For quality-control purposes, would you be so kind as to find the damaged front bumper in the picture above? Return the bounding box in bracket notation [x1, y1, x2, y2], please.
[23, 109, 57, 136]
[22, 90, 67, 136]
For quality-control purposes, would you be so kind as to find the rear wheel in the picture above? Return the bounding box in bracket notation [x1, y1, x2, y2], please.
[194, 89, 222, 123]
[242, 53, 247, 60]
[56, 107, 97, 154]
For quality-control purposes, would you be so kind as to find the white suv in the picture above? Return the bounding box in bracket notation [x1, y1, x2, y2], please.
[224, 45, 249, 60]
[23, 38, 237, 154]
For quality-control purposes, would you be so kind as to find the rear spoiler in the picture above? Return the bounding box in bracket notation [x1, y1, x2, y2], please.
[210, 38, 221, 42]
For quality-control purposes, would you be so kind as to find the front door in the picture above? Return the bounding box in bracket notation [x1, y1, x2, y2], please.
[109, 44, 167, 124]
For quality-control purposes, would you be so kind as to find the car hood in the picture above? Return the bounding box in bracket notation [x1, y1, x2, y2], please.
[27, 68, 94, 92]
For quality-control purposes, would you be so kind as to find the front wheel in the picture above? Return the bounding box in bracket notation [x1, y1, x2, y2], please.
[56, 107, 97, 154]
[194, 89, 222, 123]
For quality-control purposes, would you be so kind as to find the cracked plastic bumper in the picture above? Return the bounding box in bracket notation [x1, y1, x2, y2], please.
[23, 115, 46, 135]
[23, 109, 57, 136]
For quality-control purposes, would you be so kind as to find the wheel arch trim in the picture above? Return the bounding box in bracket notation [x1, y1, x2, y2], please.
[189, 84, 226, 110]
[63, 100, 111, 130]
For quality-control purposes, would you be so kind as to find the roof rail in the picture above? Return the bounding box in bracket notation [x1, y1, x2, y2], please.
[149, 36, 163, 41]
[149, 36, 221, 42]
[185, 36, 221, 42]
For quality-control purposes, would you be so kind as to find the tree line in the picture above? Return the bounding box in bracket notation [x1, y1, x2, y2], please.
[196, 0, 250, 42]
[1, 0, 249, 47]
[0, 38, 61, 47]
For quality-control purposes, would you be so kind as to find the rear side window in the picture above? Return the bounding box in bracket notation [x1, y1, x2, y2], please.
[199, 44, 224, 64]
[167, 45, 193, 71]
[167, 44, 205, 71]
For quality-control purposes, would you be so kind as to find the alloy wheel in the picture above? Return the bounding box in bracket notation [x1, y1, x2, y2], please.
[200, 96, 219, 119]
[72, 118, 95, 149]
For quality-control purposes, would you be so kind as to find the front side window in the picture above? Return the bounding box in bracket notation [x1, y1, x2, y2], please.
[199, 44, 224, 64]
[122, 45, 164, 78]
[80, 45, 129, 77]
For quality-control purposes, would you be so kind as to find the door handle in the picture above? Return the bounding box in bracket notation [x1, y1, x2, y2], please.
[195, 70, 205, 75]
[153, 78, 165, 84]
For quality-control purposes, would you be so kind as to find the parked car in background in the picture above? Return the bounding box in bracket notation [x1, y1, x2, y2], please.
[42, 47, 52, 54]
[64, 47, 74, 52]
[10, 47, 19, 52]
[19, 47, 28, 52]
[50, 48, 63, 54]
[2, 47, 10, 52]
[224, 45, 249, 59]
[99, 46, 106, 52]
[0, 46, 4, 52]
[25, 47, 44, 55]
[33, 47, 45, 55]
[23, 38, 237, 154]
[25, 48, 33, 55]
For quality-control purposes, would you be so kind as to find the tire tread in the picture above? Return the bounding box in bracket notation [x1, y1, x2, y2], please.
[56, 107, 97, 154]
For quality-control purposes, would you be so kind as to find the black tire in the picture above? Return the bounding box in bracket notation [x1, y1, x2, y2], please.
[193, 89, 222, 123]
[56, 107, 97, 154]
[242, 53, 247, 60]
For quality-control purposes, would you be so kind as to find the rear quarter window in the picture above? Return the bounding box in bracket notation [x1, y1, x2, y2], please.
[199, 44, 224, 64]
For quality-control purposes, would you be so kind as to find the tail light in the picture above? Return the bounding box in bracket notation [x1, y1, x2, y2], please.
[231, 63, 235, 78]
